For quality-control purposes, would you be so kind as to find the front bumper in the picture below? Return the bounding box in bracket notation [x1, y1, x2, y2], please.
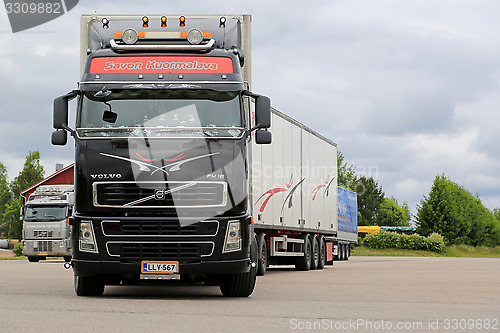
[72, 214, 253, 277]
[73, 258, 251, 276]
[22, 239, 71, 257]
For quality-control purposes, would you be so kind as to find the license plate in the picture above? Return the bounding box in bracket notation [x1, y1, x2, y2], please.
[37, 252, 47, 256]
[141, 261, 179, 274]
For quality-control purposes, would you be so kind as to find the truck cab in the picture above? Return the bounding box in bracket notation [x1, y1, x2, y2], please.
[22, 185, 73, 262]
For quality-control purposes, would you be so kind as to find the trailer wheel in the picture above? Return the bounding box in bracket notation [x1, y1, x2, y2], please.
[342, 244, 348, 260]
[257, 233, 267, 276]
[310, 235, 320, 270]
[74, 274, 105, 297]
[317, 236, 326, 270]
[295, 234, 312, 271]
[346, 245, 351, 260]
[27, 256, 39, 263]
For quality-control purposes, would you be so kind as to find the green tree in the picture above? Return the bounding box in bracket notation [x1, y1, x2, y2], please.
[377, 197, 410, 226]
[494, 208, 500, 222]
[1, 197, 22, 239]
[337, 151, 356, 189]
[0, 162, 10, 218]
[416, 175, 500, 246]
[352, 175, 384, 226]
[10, 151, 44, 198]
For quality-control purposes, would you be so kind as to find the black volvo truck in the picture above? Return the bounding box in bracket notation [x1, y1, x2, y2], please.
[52, 15, 271, 297]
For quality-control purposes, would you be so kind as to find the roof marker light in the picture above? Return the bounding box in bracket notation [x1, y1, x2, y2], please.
[142, 16, 149, 28]
[161, 16, 167, 28]
[102, 17, 109, 29]
[219, 16, 226, 28]
[179, 16, 186, 27]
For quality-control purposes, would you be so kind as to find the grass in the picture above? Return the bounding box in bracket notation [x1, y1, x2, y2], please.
[352, 244, 500, 258]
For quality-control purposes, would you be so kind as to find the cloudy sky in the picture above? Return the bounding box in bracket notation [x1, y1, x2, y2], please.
[1, 0, 499, 218]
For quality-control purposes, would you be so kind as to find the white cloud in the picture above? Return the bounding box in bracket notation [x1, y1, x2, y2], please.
[1, 0, 500, 214]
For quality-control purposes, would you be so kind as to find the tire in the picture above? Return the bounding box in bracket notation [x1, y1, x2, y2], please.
[317, 236, 326, 270]
[63, 256, 72, 263]
[338, 244, 344, 261]
[310, 235, 320, 270]
[27, 256, 39, 263]
[342, 244, 348, 260]
[333, 244, 340, 261]
[295, 234, 312, 271]
[346, 245, 351, 260]
[219, 234, 257, 297]
[257, 233, 267, 276]
[74, 274, 105, 297]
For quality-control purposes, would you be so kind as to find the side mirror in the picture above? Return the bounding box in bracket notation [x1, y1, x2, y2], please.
[53, 90, 79, 130]
[255, 130, 272, 144]
[52, 130, 68, 146]
[255, 96, 271, 129]
[53, 96, 69, 130]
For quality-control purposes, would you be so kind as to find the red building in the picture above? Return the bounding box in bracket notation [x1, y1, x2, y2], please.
[21, 164, 74, 204]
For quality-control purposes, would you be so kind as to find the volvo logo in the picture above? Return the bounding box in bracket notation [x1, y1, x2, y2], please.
[90, 173, 122, 180]
[154, 189, 166, 200]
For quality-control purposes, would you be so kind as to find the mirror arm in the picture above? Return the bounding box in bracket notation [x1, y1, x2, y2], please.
[59, 89, 79, 136]
[62, 125, 76, 138]
[63, 89, 80, 101]
[242, 90, 261, 99]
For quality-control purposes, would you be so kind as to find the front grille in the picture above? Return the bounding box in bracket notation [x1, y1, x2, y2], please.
[34, 230, 53, 238]
[93, 181, 227, 208]
[106, 242, 214, 260]
[102, 220, 219, 237]
[34, 241, 53, 252]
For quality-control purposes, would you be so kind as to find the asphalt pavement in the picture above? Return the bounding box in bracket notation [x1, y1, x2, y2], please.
[0, 256, 498, 332]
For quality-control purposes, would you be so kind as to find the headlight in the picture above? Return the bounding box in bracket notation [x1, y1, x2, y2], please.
[223, 220, 241, 253]
[79, 221, 98, 253]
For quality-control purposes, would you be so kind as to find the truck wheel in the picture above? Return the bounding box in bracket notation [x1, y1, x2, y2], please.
[342, 244, 348, 260]
[257, 233, 267, 276]
[346, 245, 351, 260]
[27, 256, 39, 263]
[295, 234, 311, 271]
[219, 236, 257, 297]
[74, 274, 105, 297]
[310, 235, 320, 270]
[317, 236, 326, 270]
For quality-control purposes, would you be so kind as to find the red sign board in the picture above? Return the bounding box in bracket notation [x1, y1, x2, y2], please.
[89, 56, 234, 74]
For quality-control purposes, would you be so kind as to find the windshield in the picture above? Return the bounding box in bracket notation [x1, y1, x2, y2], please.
[24, 205, 68, 221]
[77, 90, 244, 139]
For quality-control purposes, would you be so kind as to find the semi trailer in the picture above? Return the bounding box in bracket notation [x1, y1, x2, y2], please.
[52, 14, 356, 297]
[22, 185, 73, 262]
